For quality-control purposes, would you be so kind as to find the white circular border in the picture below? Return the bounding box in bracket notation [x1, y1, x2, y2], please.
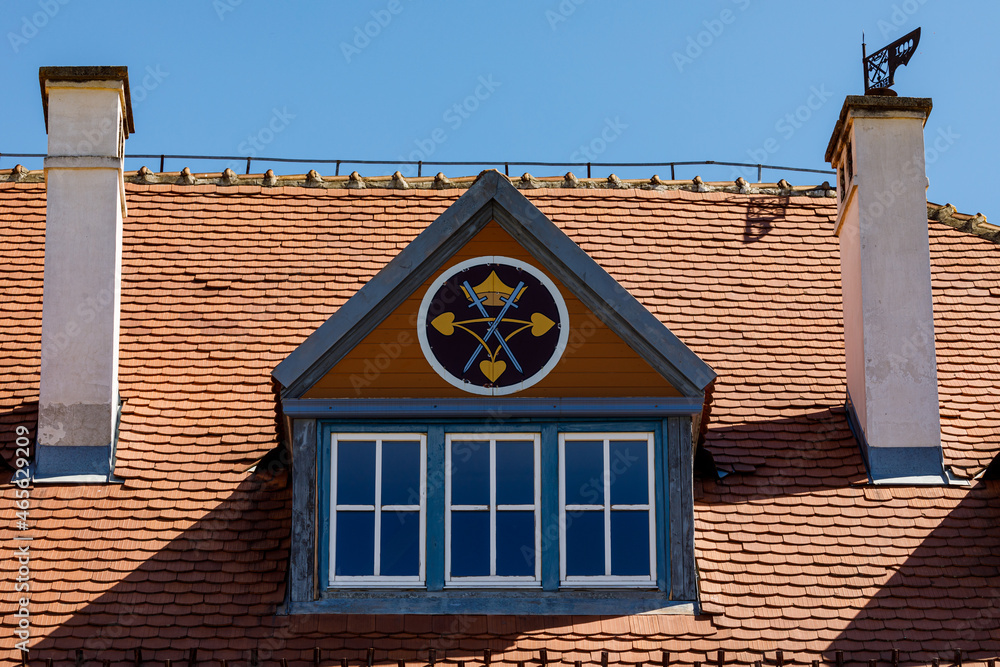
[417, 256, 570, 397]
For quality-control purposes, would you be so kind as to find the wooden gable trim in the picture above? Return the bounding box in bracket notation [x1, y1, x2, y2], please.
[273, 174, 500, 398]
[274, 170, 716, 399]
[488, 190, 715, 398]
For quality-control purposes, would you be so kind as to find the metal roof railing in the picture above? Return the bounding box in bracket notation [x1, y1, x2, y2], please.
[0, 152, 835, 182]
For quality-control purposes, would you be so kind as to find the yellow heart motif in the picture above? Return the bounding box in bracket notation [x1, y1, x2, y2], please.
[530, 312, 555, 336]
[431, 312, 456, 335]
[480, 359, 507, 382]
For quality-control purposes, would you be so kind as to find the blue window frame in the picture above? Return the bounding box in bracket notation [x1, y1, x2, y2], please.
[327, 433, 426, 587]
[314, 418, 680, 612]
[445, 433, 542, 586]
[559, 433, 656, 587]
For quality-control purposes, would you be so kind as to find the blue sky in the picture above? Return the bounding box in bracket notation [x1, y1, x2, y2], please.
[1, 1, 996, 218]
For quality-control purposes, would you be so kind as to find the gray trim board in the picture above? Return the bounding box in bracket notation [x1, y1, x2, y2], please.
[667, 416, 696, 600]
[273, 170, 715, 399]
[289, 419, 317, 603]
[289, 593, 695, 616]
[281, 397, 706, 419]
[489, 198, 714, 396]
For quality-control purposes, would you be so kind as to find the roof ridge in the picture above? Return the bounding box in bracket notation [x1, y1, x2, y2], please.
[0, 164, 838, 197]
[927, 202, 999, 244]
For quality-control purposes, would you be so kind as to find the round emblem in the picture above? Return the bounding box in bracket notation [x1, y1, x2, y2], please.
[417, 256, 569, 396]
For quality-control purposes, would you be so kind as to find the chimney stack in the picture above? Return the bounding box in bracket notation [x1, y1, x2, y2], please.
[826, 95, 946, 484]
[35, 67, 133, 483]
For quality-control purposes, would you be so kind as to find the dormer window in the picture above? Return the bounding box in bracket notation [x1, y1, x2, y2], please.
[277, 172, 715, 614]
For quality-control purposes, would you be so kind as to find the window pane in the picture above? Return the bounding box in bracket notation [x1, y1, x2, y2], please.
[611, 510, 650, 576]
[564, 440, 603, 505]
[496, 440, 534, 505]
[380, 511, 420, 577]
[565, 510, 604, 576]
[496, 511, 535, 577]
[609, 440, 648, 505]
[337, 440, 375, 505]
[450, 511, 489, 577]
[381, 440, 420, 506]
[335, 511, 374, 576]
[451, 440, 489, 505]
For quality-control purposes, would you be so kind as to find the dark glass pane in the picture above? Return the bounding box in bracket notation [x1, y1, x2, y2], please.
[335, 511, 374, 576]
[609, 440, 648, 505]
[451, 439, 489, 505]
[450, 511, 489, 577]
[337, 441, 375, 505]
[565, 510, 604, 576]
[380, 511, 420, 577]
[381, 440, 421, 506]
[611, 511, 650, 576]
[496, 511, 535, 577]
[496, 440, 534, 505]
[564, 440, 604, 505]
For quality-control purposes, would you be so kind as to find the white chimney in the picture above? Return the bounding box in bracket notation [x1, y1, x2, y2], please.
[826, 95, 946, 484]
[35, 66, 133, 483]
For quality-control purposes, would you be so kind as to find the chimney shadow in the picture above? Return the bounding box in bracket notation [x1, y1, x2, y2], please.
[823, 481, 1000, 664]
[698, 406, 869, 499]
[0, 400, 37, 474]
[743, 198, 789, 244]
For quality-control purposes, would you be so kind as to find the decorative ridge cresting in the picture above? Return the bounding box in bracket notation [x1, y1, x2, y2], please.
[1, 164, 838, 197]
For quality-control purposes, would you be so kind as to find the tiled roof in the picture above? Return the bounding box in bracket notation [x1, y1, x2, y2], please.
[1, 180, 999, 666]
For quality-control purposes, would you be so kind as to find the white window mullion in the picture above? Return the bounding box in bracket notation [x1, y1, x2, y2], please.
[373, 438, 383, 576]
[445, 434, 452, 582]
[647, 432, 656, 581]
[489, 438, 497, 577]
[603, 437, 612, 577]
[558, 435, 567, 584]
[330, 437, 338, 585]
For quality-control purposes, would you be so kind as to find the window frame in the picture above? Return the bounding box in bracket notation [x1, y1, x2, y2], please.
[327, 432, 427, 588]
[558, 432, 657, 588]
[444, 432, 542, 587]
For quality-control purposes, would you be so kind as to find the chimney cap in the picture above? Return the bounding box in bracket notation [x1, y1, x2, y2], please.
[39, 66, 134, 135]
[825, 95, 931, 164]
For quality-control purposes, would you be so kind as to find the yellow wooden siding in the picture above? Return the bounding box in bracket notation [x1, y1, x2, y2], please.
[304, 221, 680, 398]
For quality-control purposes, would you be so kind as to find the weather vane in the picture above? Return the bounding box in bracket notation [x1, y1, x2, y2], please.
[863, 27, 920, 94]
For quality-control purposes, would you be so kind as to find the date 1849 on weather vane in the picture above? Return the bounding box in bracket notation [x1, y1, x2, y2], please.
[863, 27, 920, 95]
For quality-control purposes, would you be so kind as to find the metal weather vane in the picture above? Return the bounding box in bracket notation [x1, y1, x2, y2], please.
[863, 27, 921, 93]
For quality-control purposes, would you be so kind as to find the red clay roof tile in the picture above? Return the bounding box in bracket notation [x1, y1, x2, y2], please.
[2, 182, 1000, 664]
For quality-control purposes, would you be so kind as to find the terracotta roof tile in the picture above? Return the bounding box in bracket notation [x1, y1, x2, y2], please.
[2, 183, 1000, 663]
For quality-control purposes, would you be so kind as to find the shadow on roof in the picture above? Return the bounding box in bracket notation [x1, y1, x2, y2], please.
[824, 480, 1000, 663]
